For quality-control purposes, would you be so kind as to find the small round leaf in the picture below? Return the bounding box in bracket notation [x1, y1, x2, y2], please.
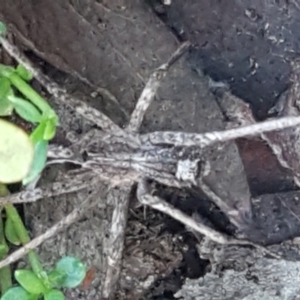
[55, 257, 86, 288]
[1, 286, 34, 300]
[15, 269, 47, 295]
[44, 290, 65, 300]
[0, 119, 34, 183]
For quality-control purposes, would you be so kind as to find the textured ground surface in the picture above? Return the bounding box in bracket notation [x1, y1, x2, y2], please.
[1, 1, 300, 299]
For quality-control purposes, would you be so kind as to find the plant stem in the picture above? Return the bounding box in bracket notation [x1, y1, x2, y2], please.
[4, 204, 44, 277]
[1, 185, 45, 281]
[0, 184, 12, 295]
[8, 72, 54, 115]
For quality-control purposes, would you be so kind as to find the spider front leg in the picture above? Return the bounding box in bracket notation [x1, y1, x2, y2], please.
[126, 41, 190, 132]
[136, 178, 229, 244]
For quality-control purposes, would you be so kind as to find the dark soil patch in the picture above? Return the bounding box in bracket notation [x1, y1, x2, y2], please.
[150, 0, 300, 195]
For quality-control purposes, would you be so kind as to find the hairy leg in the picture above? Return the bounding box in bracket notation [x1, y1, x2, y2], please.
[136, 179, 280, 259]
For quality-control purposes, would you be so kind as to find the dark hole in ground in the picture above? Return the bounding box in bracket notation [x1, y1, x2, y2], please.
[150, 0, 298, 121]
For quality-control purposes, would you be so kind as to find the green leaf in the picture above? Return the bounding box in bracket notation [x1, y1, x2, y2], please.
[30, 115, 58, 143]
[0, 65, 14, 78]
[0, 77, 11, 98]
[22, 140, 48, 185]
[47, 270, 67, 288]
[7, 72, 54, 116]
[15, 270, 47, 295]
[0, 77, 13, 116]
[30, 122, 46, 144]
[4, 216, 21, 246]
[7, 95, 42, 123]
[11, 96, 43, 123]
[0, 97, 13, 116]
[15, 65, 33, 82]
[43, 116, 57, 140]
[54, 257, 86, 288]
[0, 22, 7, 36]
[0, 119, 34, 184]
[0, 286, 35, 300]
[44, 290, 65, 300]
[0, 243, 9, 257]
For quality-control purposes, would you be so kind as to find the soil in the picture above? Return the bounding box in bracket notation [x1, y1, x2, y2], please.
[1, 1, 300, 299]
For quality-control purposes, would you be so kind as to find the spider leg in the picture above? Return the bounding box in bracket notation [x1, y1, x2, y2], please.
[140, 116, 300, 148]
[137, 178, 229, 244]
[126, 42, 190, 132]
[102, 185, 132, 298]
[136, 179, 281, 259]
[131, 162, 189, 188]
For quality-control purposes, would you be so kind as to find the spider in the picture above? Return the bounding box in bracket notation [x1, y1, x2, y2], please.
[0, 37, 294, 297]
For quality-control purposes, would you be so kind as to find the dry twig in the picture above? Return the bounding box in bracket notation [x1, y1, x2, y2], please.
[0, 186, 106, 269]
